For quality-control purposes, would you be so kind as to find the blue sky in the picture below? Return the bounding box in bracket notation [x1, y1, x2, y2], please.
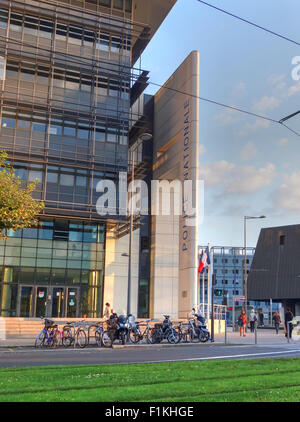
[141, 0, 300, 247]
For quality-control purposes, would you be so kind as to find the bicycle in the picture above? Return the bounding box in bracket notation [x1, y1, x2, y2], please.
[94, 322, 113, 348]
[128, 318, 153, 344]
[62, 320, 88, 348]
[35, 317, 62, 348]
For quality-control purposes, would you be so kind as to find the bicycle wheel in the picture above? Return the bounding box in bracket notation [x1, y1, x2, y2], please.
[191, 328, 201, 343]
[95, 328, 102, 347]
[101, 330, 113, 348]
[62, 327, 73, 347]
[76, 329, 87, 348]
[199, 330, 209, 343]
[35, 331, 46, 348]
[167, 329, 180, 344]
[147, 327, 157, 344]
[53, 330, 62, 348]
[129, 328, 141, 344]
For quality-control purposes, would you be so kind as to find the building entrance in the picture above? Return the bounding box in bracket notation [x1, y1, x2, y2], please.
[17, 286, 79, 318]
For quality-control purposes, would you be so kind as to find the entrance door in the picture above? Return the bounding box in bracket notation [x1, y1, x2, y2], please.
[35, 287, 48, 318]
[19, 286, 34, 317]
[51, 287, 65, 317]
[66, 287, 79, 317]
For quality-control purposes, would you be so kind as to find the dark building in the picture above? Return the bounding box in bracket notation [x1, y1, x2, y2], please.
[248, 224, 300, 318]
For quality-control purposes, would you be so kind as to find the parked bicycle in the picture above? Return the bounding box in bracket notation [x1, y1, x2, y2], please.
[62, 320, 88, 348]
[35, 317, 62, 348]
[128, 316, 153, 344]
[94, 322, 113, 348]
[148, 315, 180, 344]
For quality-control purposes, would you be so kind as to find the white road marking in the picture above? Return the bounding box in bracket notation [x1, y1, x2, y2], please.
[126, 349, 300, 365]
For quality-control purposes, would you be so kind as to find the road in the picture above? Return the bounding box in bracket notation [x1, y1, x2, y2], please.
[0, 343, 299, 368]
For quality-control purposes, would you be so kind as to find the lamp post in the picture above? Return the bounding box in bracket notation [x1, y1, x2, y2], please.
[243, 216, 266, 313]
[127, 133, 152, 316]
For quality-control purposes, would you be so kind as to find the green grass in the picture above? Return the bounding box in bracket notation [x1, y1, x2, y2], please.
[0, 358, 299, 402]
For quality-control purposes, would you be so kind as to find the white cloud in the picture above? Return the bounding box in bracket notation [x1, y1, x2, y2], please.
[267, 74, 286, 86]
[277, 137, 288, 147]
[199, 144, 206, 155]
[287, 81, 300, 97]
[240, 141, 257, 161]
[199, 160, 235, 186]
[215, 108, 240, 126]
[238, 118, 270, 136]
[199, 161, 276, 195]
[272, 170, 300, 212]
[253, 96, 281, 112]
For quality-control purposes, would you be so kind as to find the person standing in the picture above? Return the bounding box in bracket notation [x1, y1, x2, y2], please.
[284, 307, 294, 339]
[259, 311, 264, 327]
[249, 309, 257, 333]
[272, 311, 281, 334]
[238, 310, 247, 337]
[104, 302, 111, 320]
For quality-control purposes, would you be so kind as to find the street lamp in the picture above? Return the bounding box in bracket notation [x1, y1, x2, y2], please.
[127, 133, 152, 316]
[243, 215, 266, 313]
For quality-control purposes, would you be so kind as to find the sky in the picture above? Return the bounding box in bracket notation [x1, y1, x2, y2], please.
[140, 0, 300, 248]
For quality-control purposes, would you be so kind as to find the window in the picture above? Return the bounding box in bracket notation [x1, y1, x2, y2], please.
[56, 23, 67, 41]
[97, 32, 110, 51]
[279, 235, 286, 245]
[0, 9, 8, 29]
[69, 25, 82, 45]
[1, 117, 16, 128]
[60, 174, 74, 186]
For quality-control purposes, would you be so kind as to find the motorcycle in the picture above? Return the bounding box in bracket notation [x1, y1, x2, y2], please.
[195, 313, 210, 342]
[148, 315, 180, 344]
[107, 313, 129, 345]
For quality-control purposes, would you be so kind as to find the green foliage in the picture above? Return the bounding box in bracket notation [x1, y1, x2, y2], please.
[0, 151, 44, 236]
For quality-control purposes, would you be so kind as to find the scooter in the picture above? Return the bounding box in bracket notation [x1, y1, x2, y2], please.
[107, 313, 129, 345]
[195, 313, 210, 342]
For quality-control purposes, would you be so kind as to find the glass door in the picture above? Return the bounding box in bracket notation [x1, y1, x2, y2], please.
[19, 286, 33, 317]
[51, 287, 65, 317]
[35, 287, 48, 318]
[66, 287, 78, 317]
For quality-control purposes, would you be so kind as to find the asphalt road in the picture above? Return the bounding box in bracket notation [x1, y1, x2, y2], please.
[0, 343, 299, 368]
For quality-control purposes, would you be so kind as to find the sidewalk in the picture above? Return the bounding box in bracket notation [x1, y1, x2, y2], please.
[0, 328, 298, 349]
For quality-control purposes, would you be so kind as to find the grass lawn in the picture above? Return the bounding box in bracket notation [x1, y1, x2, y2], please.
[0, 358, 299, 402]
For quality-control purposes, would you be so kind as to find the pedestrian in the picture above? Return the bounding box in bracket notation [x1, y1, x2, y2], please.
[104, 302, 111, 320]
[238, 310, 247, 337]
[249, 309, 257, 333]
[272, 311, 281, 334]
[284, 307, 294, 339]
[259, 311, 264, 327]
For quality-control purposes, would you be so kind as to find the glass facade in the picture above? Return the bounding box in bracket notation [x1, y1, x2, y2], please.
[0, 0, 148, 317]
[0, 220, 105, 317]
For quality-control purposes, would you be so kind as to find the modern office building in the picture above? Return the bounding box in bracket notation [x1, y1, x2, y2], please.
[0, 0, 178, 318]
[248, 224, 300, 319]
[198, 246, 279, 317]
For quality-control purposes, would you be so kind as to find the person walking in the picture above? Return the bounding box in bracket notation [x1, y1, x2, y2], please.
[284, 307, 294, 339]
[259, 311, 264, 327]
[104, 302, 111, 320]
[272, 311, 281, 334]
[238, 310, 247, 337]
[249, 309, 257, 333]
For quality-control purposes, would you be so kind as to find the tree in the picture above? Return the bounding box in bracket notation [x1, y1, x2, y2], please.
[0, 151, 44, 237]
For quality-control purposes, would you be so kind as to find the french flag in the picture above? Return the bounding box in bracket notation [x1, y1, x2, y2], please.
[198, 246, 210, 274]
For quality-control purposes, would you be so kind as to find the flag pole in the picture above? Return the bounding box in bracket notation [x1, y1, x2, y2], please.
[207, 243, 210, 324]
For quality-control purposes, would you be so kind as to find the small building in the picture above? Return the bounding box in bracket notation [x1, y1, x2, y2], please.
[248, 224, 300, 319]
